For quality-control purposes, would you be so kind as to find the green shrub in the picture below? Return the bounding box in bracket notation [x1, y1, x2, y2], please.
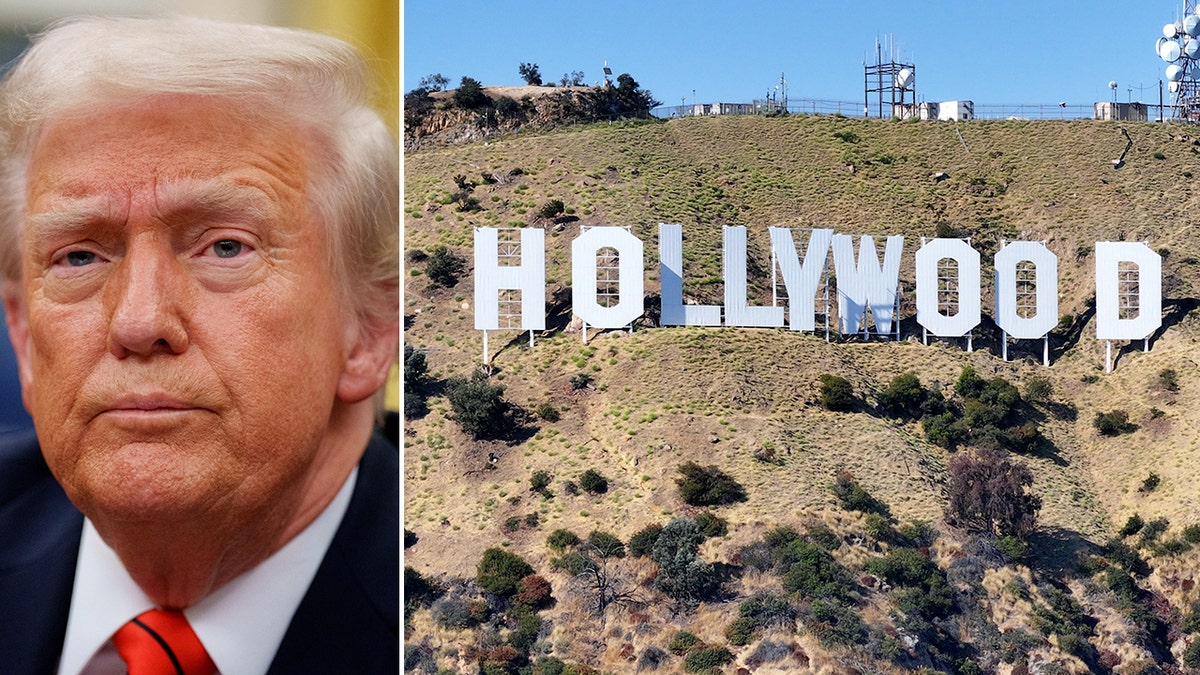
[695, 510, 728, 537]
[1140, 516, 1169, 543]
[780, 539, 854, 601]
[534, 403, 560, 422]
[1024, 375, 1053, 402]
[808, 522, 842, 551]
[578, 469, 608, 494]
[446, 375, 509, 440]
[1183, 524, 1200, 543]
[830, 469, 890, 517]
[538, 199, 566, 219]
[807, 600, 866, 647]
[1186, 639, 1200, 668]
[651, 518, 717, 603]
[476, 548, 534, 597]
[724, 615, 759, 646]
[628, 523, 663, 557]
[425, 245, 465, 287]
[569, 373, 594, 390]
[1094, 410, 1134, 436]
[865, 547, 956, 618]
[546, 529, 581, 551]
[818, 374, 855, 411]
[453, 76, 489, 108]
[682, 646, 734, 674]
[995, 535, 1027, 563]
[1120, 514, 1145, 537]
[530, 470, 553, 494]
[922, 411, 968, 450]
[864, 512, 896, 542]
[1158, 367, 1180, 392]
[676, 461, 747, 506]
[586, 530, 625, 557]
[1181, 603, 1200, 633]
[509, 611, 543, 651]
[1104, 537, 1150, 576]
[667, 630, 700, 655]
[877, 372, 944, 419]
[1140, 472, 1161, 492]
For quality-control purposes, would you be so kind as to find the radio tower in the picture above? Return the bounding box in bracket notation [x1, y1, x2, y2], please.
[1157, 0, 1200, 121]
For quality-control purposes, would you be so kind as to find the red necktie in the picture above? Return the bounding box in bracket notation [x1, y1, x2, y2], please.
[112, 609, 217, 675]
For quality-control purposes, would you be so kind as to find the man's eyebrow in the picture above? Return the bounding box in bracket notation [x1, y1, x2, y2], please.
[26, 197, 121, 240]
[155, 180, 275, 224]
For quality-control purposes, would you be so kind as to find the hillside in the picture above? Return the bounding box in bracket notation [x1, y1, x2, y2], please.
[403, 115, 1200, 674]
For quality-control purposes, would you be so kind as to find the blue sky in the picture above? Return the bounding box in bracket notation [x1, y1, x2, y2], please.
[404, 1, 1189, 109]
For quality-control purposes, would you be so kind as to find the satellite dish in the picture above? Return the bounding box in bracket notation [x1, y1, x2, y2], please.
[1186, 38, 1200, 58]
[1167, 63, 1185, 81]
[896, 68, 913, 89]
[1170, 80, 1182, 92]
[1160, 39, 1182, 62]
[1186, 15, 1200, 36]
[1158, 37, 1169, 55]
[1109, 80, 1118, 90]
[1166, 22, 1179, 38]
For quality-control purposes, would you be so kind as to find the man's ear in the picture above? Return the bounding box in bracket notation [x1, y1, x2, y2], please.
[2, 280, 33, 410]
[336, 316, 400, 404]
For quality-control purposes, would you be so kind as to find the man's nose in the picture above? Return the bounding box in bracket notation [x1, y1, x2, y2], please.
[105, 240, 190, 358]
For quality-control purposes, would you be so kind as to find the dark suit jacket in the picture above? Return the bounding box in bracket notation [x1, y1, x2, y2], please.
[0, 428, 399, 674]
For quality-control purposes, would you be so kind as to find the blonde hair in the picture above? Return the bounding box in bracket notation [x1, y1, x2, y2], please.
[0, 15, 398, 331]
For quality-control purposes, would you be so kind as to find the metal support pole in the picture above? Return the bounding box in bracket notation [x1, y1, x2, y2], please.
[529, 330, 535, 349]
[582, 322, 588, 344]
[1106, 340, 1113, 373]
[1002, 330, 1008, 361]
[482, 330, 489, 365]
[1043, 336, 1049, 367]
[967, 332, 973, 353]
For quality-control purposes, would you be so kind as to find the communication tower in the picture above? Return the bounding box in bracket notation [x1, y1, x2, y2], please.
[1155, 1, 1200, 122]
[864, 35, 915, 119]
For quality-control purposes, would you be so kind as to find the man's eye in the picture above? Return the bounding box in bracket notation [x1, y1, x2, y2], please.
[212, 240, 243, 258]
[65, 251, 96, 267]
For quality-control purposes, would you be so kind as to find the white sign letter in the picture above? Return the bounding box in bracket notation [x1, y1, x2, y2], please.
[831, 234, 904, 335]
[1096, 242, 1162, 340]
[571, 227, 645, 328]
[659, 223, 721, 326]
[769, 227, 833, 332]
[473, 227, 545, 330]
[995, 241, 1058, 339]
[724, 226, 784, 327]
[915, 238, 981, 337]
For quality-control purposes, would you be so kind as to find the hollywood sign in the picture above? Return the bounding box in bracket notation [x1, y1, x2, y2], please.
[473, 225, 1162, 368]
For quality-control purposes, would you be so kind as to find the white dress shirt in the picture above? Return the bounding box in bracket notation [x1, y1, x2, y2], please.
[57, 467, 357, 675]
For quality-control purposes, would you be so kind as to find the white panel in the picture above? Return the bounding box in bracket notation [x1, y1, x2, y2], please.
[831, 234, 904, 335]
[658, 223, 721, 326]
[994, 241, 1058, 339]
[571, 227, 645, 328]
[769, 227, 833, 331]
[1095, 242, 1162, 340]
[915, 238, 981, 337]
[723, 226, 784, 327]
[473, 228, 546, 331]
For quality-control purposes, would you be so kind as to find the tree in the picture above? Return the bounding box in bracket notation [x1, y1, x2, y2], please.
[403, 343, 429, 419]
[566, 539, 640, 616]
[454, 76, 489, 109]
[650, 518, 717, 605]
[476, 548, 534, 598]
[945, 448, 1041, 539]
[446, 374, 509, 440]
[419, 73, 450, 91]
[613, 72, 659, 113]
[425, 245, 465, 288]
[578, 469, 608, 494]
[518, 62, 542, 86]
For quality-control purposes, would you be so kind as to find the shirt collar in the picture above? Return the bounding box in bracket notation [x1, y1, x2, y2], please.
[58, 467, 357, 675]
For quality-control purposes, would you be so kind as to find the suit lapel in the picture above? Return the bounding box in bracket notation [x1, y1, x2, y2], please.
[0, 431, 84, 675]
[266, 432, 399, 672]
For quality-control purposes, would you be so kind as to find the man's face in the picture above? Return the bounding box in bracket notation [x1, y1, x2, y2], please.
[4, 97, 355, 526]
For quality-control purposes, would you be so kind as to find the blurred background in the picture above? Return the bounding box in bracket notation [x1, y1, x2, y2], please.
[0, 0, 400, 434]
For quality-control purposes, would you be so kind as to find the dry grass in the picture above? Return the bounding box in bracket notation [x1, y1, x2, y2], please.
[404, 114, 1200, 672]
